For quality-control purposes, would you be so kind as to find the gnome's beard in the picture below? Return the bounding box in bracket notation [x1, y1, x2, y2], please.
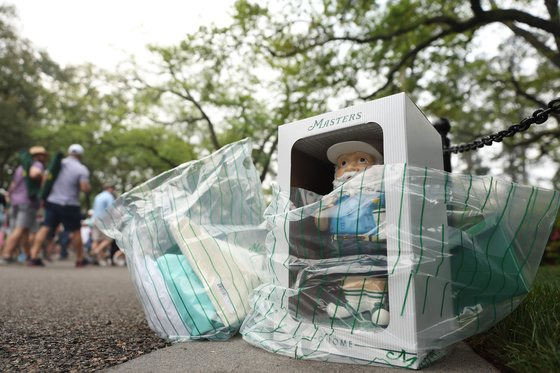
[332, 171, 358, 189]
[332, 167, 383, 193]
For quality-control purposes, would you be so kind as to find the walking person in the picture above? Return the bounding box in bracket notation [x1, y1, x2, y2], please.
[0, 189, 8, 249]
[29, 144, 91, 267]
[90, 184, 115, 265]
[0, 146, 47, 264]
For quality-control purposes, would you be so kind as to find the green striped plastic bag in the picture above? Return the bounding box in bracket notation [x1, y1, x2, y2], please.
[241, 164, 559, 369]
[98, 139, 268, 341]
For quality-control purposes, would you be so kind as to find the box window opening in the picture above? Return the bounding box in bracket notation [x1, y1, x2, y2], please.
[287, 122, 389, 330]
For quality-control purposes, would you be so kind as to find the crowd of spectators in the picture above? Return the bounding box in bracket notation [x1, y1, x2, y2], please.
[0, 144, 124, 268]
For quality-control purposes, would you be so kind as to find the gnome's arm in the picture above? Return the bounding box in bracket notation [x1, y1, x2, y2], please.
[314, 195, 337, 231]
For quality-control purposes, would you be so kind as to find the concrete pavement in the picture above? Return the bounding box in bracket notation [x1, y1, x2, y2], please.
[110, 336, 497, 372]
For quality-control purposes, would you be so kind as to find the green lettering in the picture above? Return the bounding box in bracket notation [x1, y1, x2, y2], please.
[307, 112, 363, 131]
[308, 118, 323, 131]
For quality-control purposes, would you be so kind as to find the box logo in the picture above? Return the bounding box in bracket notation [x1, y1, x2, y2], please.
[307, 112, 363, 131]
[326, 335, 354, 349]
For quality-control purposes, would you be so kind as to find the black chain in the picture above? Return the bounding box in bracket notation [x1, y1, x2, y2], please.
[444, 98, 560, 154]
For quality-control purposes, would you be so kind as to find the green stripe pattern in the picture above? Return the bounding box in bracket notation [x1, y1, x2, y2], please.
[96, 138, 559, 365]
[241, 163, 559, 368]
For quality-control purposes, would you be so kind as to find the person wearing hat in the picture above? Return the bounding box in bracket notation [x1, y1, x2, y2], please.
[29, 144, 91, 267]
[315, 141, 390, 327]
[0, 146, 47, 265]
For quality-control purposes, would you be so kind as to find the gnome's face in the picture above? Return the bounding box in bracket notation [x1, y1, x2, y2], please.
[333, 151, 376, 187]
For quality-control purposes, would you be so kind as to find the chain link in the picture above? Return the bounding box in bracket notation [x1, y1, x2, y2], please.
[444, 98, 560, 154]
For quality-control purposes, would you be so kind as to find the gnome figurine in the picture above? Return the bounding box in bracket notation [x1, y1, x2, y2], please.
[316, 141, 390, 327]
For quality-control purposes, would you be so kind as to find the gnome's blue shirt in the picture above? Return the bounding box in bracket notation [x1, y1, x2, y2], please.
[329, 191, 385, 236]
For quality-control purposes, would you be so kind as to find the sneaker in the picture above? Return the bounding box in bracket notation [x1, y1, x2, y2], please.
[75, 258, 90, 268]
[17, 253, 27, 263]
[98, 259, 109, 267]
[114, 257, 126, 267]
[28, 258, 45, 267]
[0, 257, 15, 265]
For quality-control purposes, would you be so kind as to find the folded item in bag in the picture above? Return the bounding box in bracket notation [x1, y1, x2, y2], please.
[156, 249, 234, 340]
[128, 251, 190, 340]
[169, 217, 263, 330]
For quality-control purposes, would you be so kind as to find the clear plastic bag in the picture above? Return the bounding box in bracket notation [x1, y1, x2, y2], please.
[98, 139, 268, 341]
[241, 164, 559, 368]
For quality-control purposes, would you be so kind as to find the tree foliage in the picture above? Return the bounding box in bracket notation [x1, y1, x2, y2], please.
[128, 20, 331, 182]
[2, 0, 559, 196]
[30, 65, 198, 193]
[0, 5, 60, 187]
[0, 6, 197, 194]
[223, 0, 559, 184]
[125, 0, 559, 185]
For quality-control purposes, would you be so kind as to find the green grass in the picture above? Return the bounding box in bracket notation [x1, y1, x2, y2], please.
[466, 266, 560, 373]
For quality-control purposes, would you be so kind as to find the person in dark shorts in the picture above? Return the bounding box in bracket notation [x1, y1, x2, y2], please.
[0, 146, 47, 265]
[0, 189, 8, 249]
[29, 144, 91, 267]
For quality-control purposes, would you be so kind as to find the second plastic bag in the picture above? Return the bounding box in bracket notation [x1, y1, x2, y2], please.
[99, 139, 268, 341]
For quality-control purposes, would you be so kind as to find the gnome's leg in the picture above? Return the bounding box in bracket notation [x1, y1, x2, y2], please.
[343, 277, 388, 312]
[326, 276, 389, 326]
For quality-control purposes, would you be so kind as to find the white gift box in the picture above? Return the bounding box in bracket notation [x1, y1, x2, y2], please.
[273, 93, 454, 368]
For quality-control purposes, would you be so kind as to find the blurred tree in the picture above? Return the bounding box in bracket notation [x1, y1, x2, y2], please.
[129, 19, 332, 182]
[32, 65, 197, 194]
[4, 0, 559, 195]
[224, 0, 559, 183]
[1, 6, 199, 197]
[0, 5, 61, 188]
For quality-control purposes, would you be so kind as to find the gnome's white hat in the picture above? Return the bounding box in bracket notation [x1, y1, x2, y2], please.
[326, 141, 383, 164]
